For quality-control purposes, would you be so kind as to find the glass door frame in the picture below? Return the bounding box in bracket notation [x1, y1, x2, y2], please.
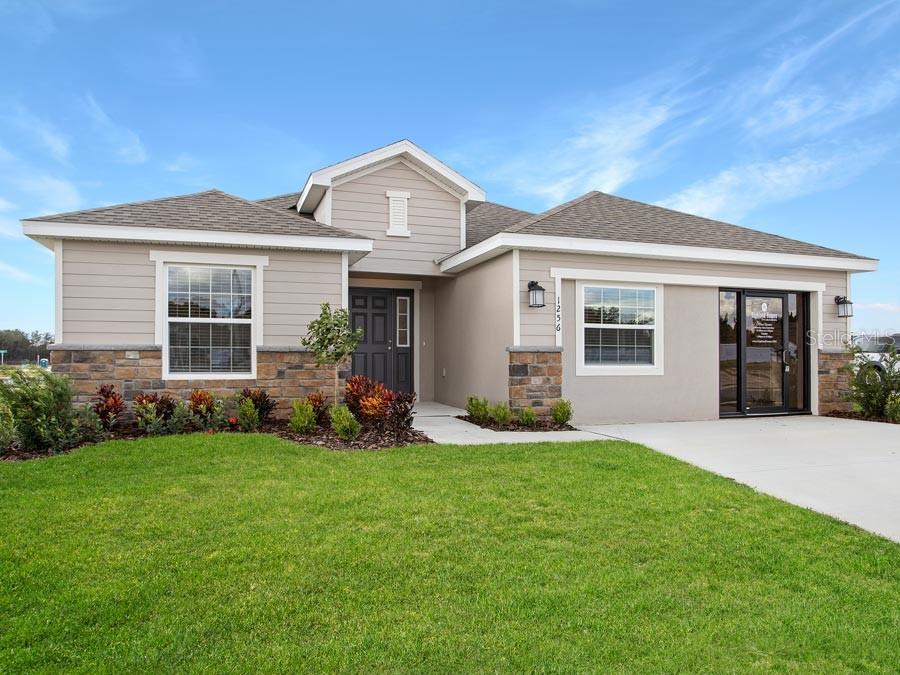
[720, 288, 812, 418]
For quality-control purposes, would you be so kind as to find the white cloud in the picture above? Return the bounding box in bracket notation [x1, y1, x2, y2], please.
[657, 143, 889, 221]
[0, 260, 42, 284]
[7, 105, 70, 162]
[83, 94, 147, 164]
[165, 153, 198, 173]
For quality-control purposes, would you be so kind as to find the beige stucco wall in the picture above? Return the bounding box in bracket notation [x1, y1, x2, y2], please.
[60, 240, 341, 346]
[332, 161, 462, 276]
[434, 252, 514, 407]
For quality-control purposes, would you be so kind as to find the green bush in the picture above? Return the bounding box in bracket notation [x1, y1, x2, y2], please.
[847, 346, 900, 418]
[74, 404, 106, 444]
[329, 404, 361, 441]
[489, 402, 513, 426]
[237, 397, 260, 432]
[886, 393, 900, 423]
[167, 401, 194, 435]
[518, 406, 537, 427]
[466, 396, 491, 424]
[240, 387, 277, 422]
[289, 400, 317, 434]
[551, 399, 574, 426]
[0, 368, 77, 453]
[0, 402, 16, 450]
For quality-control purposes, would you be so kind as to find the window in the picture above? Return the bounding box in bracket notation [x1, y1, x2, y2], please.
[166, 265, 253, 375]
[576, 282, 663, 376]
[396, 296, 410, 347]
[385, 190, 411, 237]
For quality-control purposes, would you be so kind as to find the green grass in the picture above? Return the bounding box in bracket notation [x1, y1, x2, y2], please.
[1, 435, 898, 672]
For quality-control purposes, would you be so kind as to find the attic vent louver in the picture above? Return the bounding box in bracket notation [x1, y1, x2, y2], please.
[386, 190, 411, 237]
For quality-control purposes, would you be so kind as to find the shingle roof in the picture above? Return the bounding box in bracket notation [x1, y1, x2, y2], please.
[499, 191, 870, 259]
[465, 200, 534, 246]
[25, 189, 362, 239]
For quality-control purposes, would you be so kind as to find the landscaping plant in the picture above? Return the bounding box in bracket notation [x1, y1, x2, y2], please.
[551, 399, 574, 426]
[237, 397, 260, 432]
[91, 384, 125, 431]
[301, 302, 363, 402]
[240, 387, 277, 422]
[305, 391, 328, 424]
[0, 402, 16, 451]
[0, 368, 78, 454]
[847, 345, 900, 418]
[518, 406, 537, 427]
[489, 402, 514, 426]
[329, 404, 361, 441]
[465, 396, 491, 425]
[289, 400, 317, 434]
[74, 404, 107, 444]
[389, 391, 416, 431]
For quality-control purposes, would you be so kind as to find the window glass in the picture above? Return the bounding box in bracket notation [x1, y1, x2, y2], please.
[583, 286, 656, 366]
[396, 297, 410, 347]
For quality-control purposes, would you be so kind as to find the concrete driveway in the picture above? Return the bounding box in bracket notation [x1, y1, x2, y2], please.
[582, 416, 900, 543]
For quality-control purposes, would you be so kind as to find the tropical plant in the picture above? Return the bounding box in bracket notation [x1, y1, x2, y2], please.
[301, 302, 363, 402]
[489, 402, 513, 426]
[0, 368, 77, 453]
[237, 397, 260, 432]
[189, 389, 216, 417]
[0, 402, 16, 450]
[305, 391, 328, 424]
[74, 404, 106, 444]
[465, 396, 491, 425]
[551, 399, 574, 426]
[329, 404, 361, 441]
[389, 391, 416, 431]
[91, 384, 125, 431]
[847, 345, 900, 418]
[240, 387, 277, 422]
[166, 401, 194, 435]
[344, 374, 376, 418]
[289, 400, 317, 434]
[518, 406, 537, 427]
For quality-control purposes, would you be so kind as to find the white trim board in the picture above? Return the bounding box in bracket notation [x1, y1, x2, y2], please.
[549, 268, 829, 292]
[440, 232, 878, 273]
[24, 221, 373, 258]
[512, 249, 521, 346]
[54, 239, 63, 342]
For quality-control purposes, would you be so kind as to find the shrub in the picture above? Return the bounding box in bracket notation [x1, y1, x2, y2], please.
[74, 404, 106, 444]
[289, 400, 317, 434]
[237, 397, 260, 432]
[359, 384, 395, 429]
[0, 402, 16, 450]
[189, 389, 215, 417]
[552, 399, 574, 426]
[466, 395, 491, 425]
[91, 384, 125, 431]
[847, 346, 900, 418]
[886, 393, 900, 424]
[518, 406, 537, 427]
[134, 394, 192, 436]
[389, 391, 416, 431]
[0, 368, 77, 453]
[188, 389, 225, 431]
[167, 401, 194, 435]
[305, 391, 328, 424]
[330, 404, 361, 441]
[344, 374, 377, 418]
[489, 402, 513, 426]
[240, 387, 277, 422]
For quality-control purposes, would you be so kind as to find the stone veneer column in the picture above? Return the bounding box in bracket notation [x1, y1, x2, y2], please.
[49, 345, 345, 419]
[818, 349, 853, 414]
[506, 346, 563, 418]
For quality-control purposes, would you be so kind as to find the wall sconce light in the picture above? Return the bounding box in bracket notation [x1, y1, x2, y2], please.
[528, 281, 546, 308]
[835, 296, 854, 318]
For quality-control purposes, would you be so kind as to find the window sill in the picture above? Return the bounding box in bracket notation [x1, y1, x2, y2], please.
[576, 365, 664, 377]
[163, 372, 257, 381]
[385, 229, 411, 238]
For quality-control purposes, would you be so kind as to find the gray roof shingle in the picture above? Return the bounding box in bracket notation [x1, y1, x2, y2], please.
[25, 189, 362, 239]
[498, 191, 870, 259]
[466, 200, 534, 246]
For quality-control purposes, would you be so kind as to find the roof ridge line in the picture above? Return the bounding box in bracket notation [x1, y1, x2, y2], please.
[22, 188, 221, 221]
[505, 191, 600, 233]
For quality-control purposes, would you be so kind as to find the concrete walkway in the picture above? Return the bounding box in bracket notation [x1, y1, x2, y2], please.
[582, 416, 900, 543]
[412, 401, 599, 445]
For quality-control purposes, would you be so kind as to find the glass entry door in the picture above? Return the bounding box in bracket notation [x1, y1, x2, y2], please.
[744, 293, 788, 413]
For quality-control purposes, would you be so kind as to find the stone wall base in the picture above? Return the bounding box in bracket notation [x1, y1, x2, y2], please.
[818, 350, 853, 414]
[507, 347, 563, 418]
[50, 348, 346, 419]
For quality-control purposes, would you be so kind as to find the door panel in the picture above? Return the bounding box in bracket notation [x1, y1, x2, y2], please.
[744, 294, 786, 412]
[348, 288, 414, 394]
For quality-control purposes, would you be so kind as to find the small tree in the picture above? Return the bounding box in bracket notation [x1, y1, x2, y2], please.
[301, 303, 363, 403]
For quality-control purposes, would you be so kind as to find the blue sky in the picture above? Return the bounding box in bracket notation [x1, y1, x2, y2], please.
[1, 0, 899, 334]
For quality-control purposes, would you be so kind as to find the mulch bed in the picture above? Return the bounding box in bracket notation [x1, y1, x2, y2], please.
[456, 415, 576, 432]
[264, 419, 432, 451]
[825, 411, 898, 425]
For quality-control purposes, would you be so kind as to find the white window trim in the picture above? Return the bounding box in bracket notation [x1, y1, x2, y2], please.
[385, 190, 411, 237]
[396, 296, 410, 347]
[150, 250, 268, 381]
[575, 280, 665, 377]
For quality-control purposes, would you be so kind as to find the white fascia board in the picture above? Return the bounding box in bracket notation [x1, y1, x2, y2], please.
[296, 140, 486, 213]
[440, 232, 879, 273]
[549, 267, 828, 293]
[23, 221, 374, 254]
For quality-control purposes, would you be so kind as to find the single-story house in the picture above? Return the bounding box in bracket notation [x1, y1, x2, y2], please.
[21, 140, 877, 423]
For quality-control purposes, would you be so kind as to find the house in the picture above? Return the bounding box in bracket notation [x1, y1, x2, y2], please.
[21, 140, 877, 423]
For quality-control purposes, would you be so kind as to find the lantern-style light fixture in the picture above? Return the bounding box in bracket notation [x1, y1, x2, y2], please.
[528, 281, 546, 308]
[835, 295, 854, 318]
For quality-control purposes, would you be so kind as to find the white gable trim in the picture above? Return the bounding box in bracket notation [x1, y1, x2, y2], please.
[296, 140, 486, 213]
[440, 232, 879, 274]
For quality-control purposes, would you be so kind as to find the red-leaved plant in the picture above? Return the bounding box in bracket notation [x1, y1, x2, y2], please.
[91, 384, 125, 431]
[189, 389, 215, 417]
[305, 391, 329, 424]
[343, 375, 415, 432]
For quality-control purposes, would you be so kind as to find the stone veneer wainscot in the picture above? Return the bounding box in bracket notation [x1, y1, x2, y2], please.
[507, 346, 563, 418]
[818, 350, 853, 414]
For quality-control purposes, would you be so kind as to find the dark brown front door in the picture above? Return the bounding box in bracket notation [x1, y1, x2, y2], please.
[348, 288, 414, 393]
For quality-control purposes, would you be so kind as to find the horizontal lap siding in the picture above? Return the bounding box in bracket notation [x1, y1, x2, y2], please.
[518, 250, 850, 346]
[332, 162, 461, 275]
[61, 241, 341, 347]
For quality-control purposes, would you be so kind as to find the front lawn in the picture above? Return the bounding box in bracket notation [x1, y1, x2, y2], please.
[1, 435, 898, 672]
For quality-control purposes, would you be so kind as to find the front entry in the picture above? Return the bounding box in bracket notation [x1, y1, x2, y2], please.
[348, 287, 414, 393]
[719, 289, 810, 416]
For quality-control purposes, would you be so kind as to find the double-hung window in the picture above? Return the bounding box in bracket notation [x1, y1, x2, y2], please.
[166, 265, 254, 376]
[577, 282, 664, 376]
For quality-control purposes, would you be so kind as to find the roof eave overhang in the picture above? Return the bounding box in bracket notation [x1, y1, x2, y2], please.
[439, 232, 879, 274]
[296, 140, 486, 214]
[22, 220, 374, 262]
